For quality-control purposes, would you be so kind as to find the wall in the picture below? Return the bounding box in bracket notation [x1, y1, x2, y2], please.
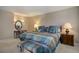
[0, 10, 14, 39]
[39, 7, 79, 43]
[25, 16, 41, 32]
[25, 17, 35, 32]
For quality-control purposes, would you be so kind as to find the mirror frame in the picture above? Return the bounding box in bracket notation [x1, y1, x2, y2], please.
[15, 20, 23, 31]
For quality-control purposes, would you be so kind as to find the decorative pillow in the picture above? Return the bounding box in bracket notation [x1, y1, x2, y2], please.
[48, 26, 59, 33]
[45, 27, 49, 32]
[38, 26, 46, 32]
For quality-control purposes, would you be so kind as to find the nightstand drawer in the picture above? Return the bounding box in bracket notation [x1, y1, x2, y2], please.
[60, 34, 74, 46]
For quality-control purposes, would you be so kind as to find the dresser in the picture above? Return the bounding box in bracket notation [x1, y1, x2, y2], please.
[60, 34, 74, 46]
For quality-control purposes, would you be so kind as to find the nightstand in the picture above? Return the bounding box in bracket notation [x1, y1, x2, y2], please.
[60, 34, 74, 46]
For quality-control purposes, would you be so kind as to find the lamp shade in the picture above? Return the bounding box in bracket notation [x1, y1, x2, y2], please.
[64, 23, 72, 29]
[34, 24, 39, 29]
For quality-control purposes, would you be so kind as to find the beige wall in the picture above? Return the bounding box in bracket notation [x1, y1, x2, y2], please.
[39, 7, 79, 43]
[25, 16, 41, 32]
[25, 17, 35, 32]
[0, 10, 14, 39]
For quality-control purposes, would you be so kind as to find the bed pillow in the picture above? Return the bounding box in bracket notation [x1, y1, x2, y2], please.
[48, 26, 59, 33]
[38, 26, 46, 32]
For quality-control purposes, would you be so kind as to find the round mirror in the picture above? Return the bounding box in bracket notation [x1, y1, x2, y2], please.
[15, 20, 22, 31]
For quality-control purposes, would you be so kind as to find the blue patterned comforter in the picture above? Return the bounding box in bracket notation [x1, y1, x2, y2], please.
[19, 32, 60, 53]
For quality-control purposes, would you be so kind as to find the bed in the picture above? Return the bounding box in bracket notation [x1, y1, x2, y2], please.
[19, 26, 61, 53]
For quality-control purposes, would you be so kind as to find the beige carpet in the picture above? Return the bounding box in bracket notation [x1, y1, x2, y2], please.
[55, 43, 79, 53]
[0, 38, 20, 53]
[0, 38, 79, 53]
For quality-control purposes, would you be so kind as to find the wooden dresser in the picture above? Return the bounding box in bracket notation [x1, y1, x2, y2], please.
[60, 34, 74, 46]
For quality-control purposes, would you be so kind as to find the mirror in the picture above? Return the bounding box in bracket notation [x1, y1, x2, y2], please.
[15, 20, 22, 31]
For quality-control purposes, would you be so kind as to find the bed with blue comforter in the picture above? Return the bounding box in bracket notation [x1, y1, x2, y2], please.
[19, 26, 60, 53]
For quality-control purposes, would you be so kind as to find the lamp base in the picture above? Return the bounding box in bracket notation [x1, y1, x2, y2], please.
[65, 29, 69, 35]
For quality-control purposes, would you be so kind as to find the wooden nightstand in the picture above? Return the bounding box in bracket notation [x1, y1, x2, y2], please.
[60, 34, 74, 46]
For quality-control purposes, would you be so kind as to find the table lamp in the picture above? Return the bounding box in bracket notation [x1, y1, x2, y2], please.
[64, 23, 72, 34]
[34, 24, 39, 32]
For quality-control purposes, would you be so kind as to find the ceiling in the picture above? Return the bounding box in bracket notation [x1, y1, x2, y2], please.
[0, 6, 74, 17]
